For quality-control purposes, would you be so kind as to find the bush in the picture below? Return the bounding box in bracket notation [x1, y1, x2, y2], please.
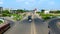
[23, 14, 26, 16]
[0, 20, 3, 24]
[40, 13, 54, 20]
[12, 14, 23, 20]
[42, 16, 51, 20]
[2, 13, 11, 17]
[38, 13, 60, 20]
[36, 12, 41, 14]
[2, 13, 7, 17]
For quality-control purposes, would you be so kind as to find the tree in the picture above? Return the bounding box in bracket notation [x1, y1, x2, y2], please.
[3, 10, 10, 14]
[56, 10, 60, 13]
[41, 9, 45, 13]
[50, 10, 60, 13]
[16, 9, 25, 13]
[2, 10, 11, 17]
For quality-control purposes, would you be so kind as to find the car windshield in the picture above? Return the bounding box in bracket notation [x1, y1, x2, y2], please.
[28, 16, 31, 18]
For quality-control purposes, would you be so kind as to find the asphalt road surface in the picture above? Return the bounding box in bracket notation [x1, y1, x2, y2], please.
[49, 18, 60, 34]
[4, 14, 48, 34]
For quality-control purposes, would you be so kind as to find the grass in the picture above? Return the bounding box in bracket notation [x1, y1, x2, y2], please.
[0, 20, 3, 24]
[37, 13, 59, 20]
[23, 14, 26, 16]
[2, 13, 11, 17]
[2, 12, 26, 21]
[40, 13, 54, 20]
[12, 14, 23, 20]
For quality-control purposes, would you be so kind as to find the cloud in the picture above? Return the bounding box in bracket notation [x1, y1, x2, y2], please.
[39, 0, 48, 2]
[0, 0, 3, 4]
[0, 2, 3, 4]
[16, 0, 36, 5]
[25, 2, 29, 5]
[48, 1, 55, 5]
[27, 0, 35, 2]
[16, 0, 25, 2]
[50, 1, 55, 5]
[38, 0, 48, 4]
[16, 0, 36, 3]
[38, 0, 55, 5]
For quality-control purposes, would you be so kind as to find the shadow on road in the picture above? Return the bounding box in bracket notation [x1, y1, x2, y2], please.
[48, 18, 60, 34]
[20, 19, 33, 24]
[5, 19, 15, 27]
[34, 18, 44, 24]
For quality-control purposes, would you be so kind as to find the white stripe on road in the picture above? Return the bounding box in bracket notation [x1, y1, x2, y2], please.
[31, 14, 37, 34]
[31, 22, 37, 34]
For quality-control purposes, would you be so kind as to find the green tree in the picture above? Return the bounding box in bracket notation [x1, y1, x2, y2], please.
[41, 9, 45, 13]
[3, 10, 10, 14]
[50, 10, 60, 13]
[16, 9, 25, 13]
[2, 10, 11, 17]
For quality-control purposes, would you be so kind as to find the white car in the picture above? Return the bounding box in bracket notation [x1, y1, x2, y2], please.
[0, 18, 4, 23]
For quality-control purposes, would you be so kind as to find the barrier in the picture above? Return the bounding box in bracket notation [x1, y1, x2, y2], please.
[0, 23, 10, 34]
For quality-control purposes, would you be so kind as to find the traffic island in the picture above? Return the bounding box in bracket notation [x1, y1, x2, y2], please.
[0, 21, 10, 34]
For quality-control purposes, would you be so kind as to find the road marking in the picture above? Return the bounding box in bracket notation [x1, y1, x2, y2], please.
[31, 22, 37, 34]
[31, 15, 37, 34]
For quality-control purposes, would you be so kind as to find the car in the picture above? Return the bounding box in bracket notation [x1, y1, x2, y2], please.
[28, 16, 32, 21]
[48, 31, 50, 34]
[48, 25, 50, 28]
[0, 18, 4, 23]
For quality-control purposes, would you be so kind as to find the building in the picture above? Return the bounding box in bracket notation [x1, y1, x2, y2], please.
[44, 10, 50, 14]
[33, 8, 37, 14]
[3, 8, 11, 12]
[10, 10, 17, 14]
[0, 7, 3, 14]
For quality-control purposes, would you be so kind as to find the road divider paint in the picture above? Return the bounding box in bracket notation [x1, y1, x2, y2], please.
[31, 15, 37, 34]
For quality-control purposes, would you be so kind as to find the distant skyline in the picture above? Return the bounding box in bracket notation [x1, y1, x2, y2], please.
[0, 0, 60, 10]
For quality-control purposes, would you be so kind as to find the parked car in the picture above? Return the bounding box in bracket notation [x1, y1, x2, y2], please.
[0, 18, 4, 24]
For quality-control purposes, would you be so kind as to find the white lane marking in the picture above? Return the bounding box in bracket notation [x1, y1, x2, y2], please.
[31, 15, 37, 34]
[31, 22, 37, 34]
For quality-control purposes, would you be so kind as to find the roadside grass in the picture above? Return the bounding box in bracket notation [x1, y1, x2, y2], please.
[2, 13, 11, 17]
[1, 12, 26, 21]
[23, 14, 26, 16]
[40, 13, 55, 20]
[37, 13, 60, 20]
[12, 14, 23, 21]
[0, 20, 3, 24]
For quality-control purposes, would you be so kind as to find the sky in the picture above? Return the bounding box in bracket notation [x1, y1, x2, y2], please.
[0, 0, 60, 10]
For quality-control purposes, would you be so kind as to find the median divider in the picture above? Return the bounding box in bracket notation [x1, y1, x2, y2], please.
[0, 21, 10, 34]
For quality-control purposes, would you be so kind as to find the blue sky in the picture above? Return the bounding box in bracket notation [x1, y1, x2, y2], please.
[0, 0, 60, 10]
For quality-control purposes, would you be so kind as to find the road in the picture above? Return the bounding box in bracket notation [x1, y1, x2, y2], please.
[49, 18, 60, 34]
[4, 14, 48, 34]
